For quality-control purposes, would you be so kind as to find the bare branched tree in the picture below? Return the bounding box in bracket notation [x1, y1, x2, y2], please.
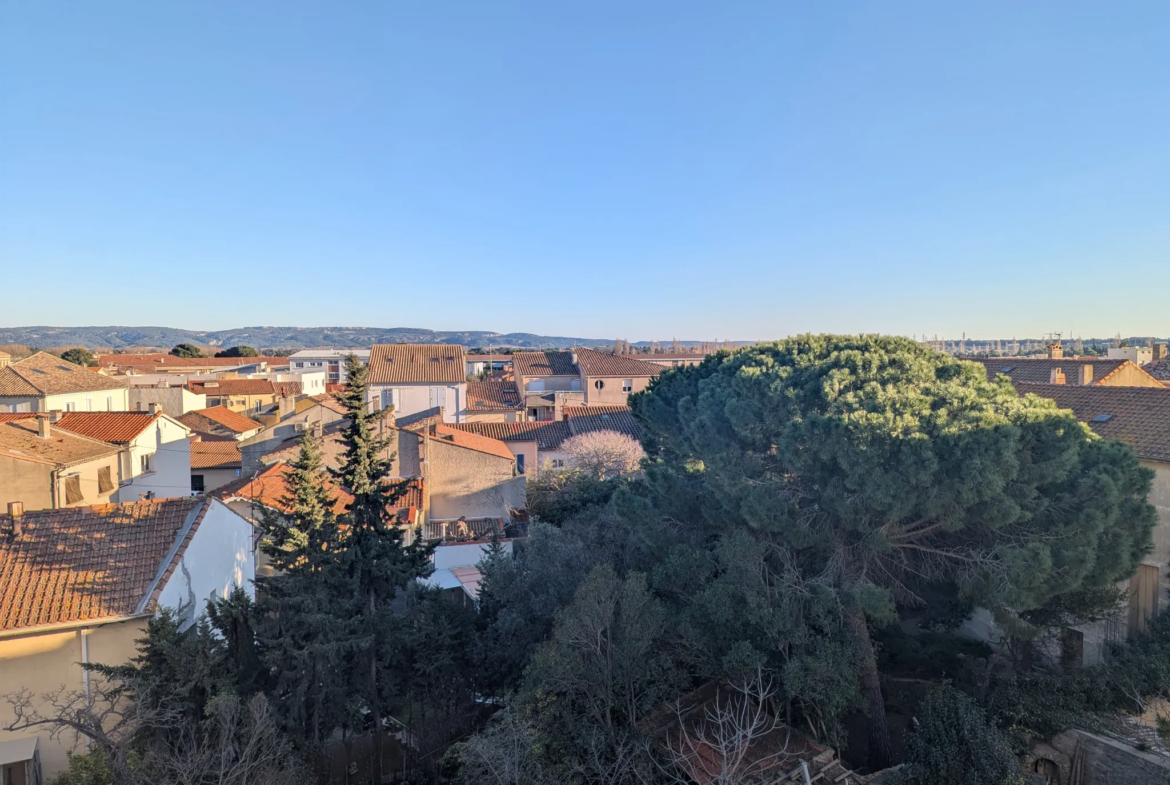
[561, 431, 645, 479]
[450, 709, 553, 785]
[4, 677, 183, 785]
[660, 672, 791, 785]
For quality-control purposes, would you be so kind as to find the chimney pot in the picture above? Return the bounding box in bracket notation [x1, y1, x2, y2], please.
[1047, 343, 1064, 360]
[35, 412, 51, 438]
[8, 502, 23, 536]
[149, 402, 161, 415]
[1050, 367, 1066, 385]
[50, 410, 63, 423]
[1078, 364, 1094, 385]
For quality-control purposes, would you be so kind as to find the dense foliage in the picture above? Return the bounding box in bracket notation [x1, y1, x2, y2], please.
[169, 343, 204, 358]
[59, 347, 93, 366]
[214, 345, 259, 357]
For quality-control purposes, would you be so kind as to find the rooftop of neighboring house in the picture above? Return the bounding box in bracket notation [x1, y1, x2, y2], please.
[49, 411, 171, 444]
[1018, 383, 1170, 463]
[447, 404, 642, 450]
[0, 416, 121, 468]
[633, 352, 712, 361]
[367, 344, 467, 385]
[303, 393, 348, 415]
[177, 406, 262, 435]
[446, 420, 574, 451]
[0, 352, 128, 397]
[1142, 356, 1170, 383]
[430, 424, 516, 460]
[968, 357, 1159, 386]
[466, 381, 522, 411]
[186, 379, 278, 396]
[213, 462, 423, 521]
[288, 349, 371, 360]
[512, 351, 579, 378]
[190, 440, 242, 470]
[573, 347, 660, 378]
[465, 354, 514, 363]
[0, 497, 210, 631]
[97, 354, 289, 371]
[272, 381, 302, 397]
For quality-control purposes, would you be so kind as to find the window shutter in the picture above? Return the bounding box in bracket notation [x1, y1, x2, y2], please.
[97, 466, 115, 494]
[65, 475, 83, 504]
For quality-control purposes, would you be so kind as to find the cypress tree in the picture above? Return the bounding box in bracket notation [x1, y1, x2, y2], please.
[331, 354, 433, 782]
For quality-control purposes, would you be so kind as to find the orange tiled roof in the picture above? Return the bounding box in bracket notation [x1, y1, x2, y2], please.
[309, 393, 348, 414]
[368, 344, 466, 385]
[0, 352, 128, 396]
[512, 351, 578, 378]
[564, 405, 630, 418]
[214, 463, 423, 518]
[187, 379, 277, 396]
[432, 424, 516, 461]
[0, 498, 209, 631]
[467, 381, 522, 411]
[273, 381, 302, 397]
[574, 347, 659, 378]
[191, 440, 242, 469]
[53, 411, 162, 443]
[178, 406, 262, 434]
[1142, 357, 1170, 382]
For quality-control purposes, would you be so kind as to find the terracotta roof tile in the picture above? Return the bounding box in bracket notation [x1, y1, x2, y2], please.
[564, 405, 630, 418]
[566, 408, 642, 442]
[512, 352, 578, 378]
[0, 498, 205, 631]
[177, 406, 262, 435]
[432, 424, 516, 460]
[0, 352, 128, 396]
[367, 344, 466, 384]
[466, 381, 522, 411]
[1017, 383, 1170, 463]
[273, 381, 302, 397]
[53, 412, 163, 443]
[190, 440, 241, 469]
[0, 418, 121, 468]
[574, 348, 659, 378]
[213, 463, 423, 519]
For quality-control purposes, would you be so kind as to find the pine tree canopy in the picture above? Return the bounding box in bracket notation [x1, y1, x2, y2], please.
[632, 334, 1156, 617]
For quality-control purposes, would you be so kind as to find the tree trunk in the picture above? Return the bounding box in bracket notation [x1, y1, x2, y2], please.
[848, 604, 892, 771]
[369, 591, 383, 785]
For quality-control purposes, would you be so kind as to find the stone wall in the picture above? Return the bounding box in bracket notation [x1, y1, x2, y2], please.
[1041, 729, 1170, 785]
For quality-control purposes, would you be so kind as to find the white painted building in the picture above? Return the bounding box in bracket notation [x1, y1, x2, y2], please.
[50, 409, 195, 502]
[0, 352, 130, 413]
[366, 344, 467, 424]
[289, 349, 371, 384]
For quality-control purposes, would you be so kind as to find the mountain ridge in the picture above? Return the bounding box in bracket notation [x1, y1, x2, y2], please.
[0, 325, 630, 351]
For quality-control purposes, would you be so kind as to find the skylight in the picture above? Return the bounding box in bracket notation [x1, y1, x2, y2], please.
[1092, 414, 1114, 423]
[1001, 366, 1015, 373]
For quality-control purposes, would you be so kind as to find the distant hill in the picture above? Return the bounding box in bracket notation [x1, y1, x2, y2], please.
[0, 326, 621, 351]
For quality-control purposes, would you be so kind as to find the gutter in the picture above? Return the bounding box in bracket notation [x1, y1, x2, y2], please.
[0, 612, 152, 642]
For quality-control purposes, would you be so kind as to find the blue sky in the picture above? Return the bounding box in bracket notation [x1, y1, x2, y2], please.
[2, 2, 1168, 341]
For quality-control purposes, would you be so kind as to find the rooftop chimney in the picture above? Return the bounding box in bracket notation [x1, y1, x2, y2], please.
[1078, 365, 1094, 386]
[8, 502, 23, 536]
[553, 394, 565, 422]
[1050, 367, 1066, 385]
[1155, 344, 1169, 362]
[1047, 343, 1064, 360]
[35, 412, 51, 439]
[149, 402, 161, 415]
[49, 410, 63, 424]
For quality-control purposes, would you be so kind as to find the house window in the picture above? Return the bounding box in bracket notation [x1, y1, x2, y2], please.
[528, 380, 544, 392]
[381, 389, 395, 410]
[140, 453, 154, 474]
[64, 475, 83, 505]
[254, 400, 262, 413]
[191, 474, 206, 492]
[85, 397, 93, 411]
[97, 466, 115, 494]
[65, 401, 77, 411]
[622, 379, 633, 393]
[516, 454, 526, 474]
[551, 458, 565, 469]
[594, 380, 605, 390]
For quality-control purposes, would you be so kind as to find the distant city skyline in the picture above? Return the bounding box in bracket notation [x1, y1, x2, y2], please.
[4, 2, 1169, 336]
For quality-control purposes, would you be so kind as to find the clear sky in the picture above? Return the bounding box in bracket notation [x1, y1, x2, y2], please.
[2, 2, 1168, 342]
